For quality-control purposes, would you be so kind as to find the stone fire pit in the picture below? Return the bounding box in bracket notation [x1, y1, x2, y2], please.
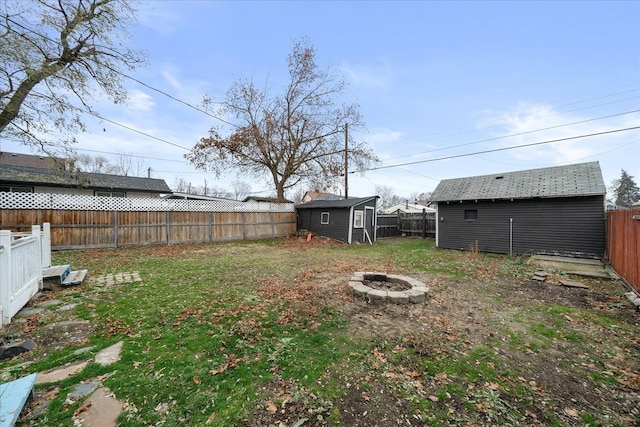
[349, 272, 429, 304]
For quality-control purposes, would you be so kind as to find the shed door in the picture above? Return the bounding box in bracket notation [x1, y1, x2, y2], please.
[365, 207, 375, 243]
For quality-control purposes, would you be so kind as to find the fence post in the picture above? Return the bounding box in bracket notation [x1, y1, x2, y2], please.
[0, 230, 12, 326]
[31, 225, 44, 290]
[209, 212, 213, 242]
[270, 211, 275, 237]
[241, 212, 247, 240]
[422, 209, 427, 239]
[114, 210, 119, 248]
[41, 222, 51, 268]
[166, 211, 171, 245]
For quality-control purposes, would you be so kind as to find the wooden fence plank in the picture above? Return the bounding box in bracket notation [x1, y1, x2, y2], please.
[607, 209, 639, 292]
[1, 209, 296, 250]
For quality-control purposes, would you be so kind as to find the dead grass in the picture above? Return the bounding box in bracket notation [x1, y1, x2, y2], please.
[2, 237, 638, 426]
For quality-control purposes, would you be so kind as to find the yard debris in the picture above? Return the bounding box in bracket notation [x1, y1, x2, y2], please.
[0, 339, 36, 360]
[559, 280, 589, 290]
[624, 292, 640, 310]
[531, 270, 548, 282]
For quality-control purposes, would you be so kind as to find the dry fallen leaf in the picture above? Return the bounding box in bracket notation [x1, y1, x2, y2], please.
[193, 376, 201, 385]
[205, 412, 217, 425]
[266, 401, 277, 414]
[435, 373, 448, 381]
[564, 408, 579, 418]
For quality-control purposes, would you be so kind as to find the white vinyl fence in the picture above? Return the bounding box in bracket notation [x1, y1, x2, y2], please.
[0, 223, 51, 326]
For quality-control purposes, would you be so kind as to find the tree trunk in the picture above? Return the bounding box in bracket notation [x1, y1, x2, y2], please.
[275, 181, 286, 202]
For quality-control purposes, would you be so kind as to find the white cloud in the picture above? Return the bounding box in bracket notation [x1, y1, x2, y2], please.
[127, 90, 155, 112]
[340, 58, 393, 89]
[136, 2, 185, 36]
[162, 68, 183, 92]
[366, 127, 404, 147]
[477, 102, 640, 166]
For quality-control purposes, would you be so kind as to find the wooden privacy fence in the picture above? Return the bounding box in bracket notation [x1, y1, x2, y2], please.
[376, 214, 401, 238]
[376, 211, 436, 238]
[0, 192, 296, 250]
[607, 209, 640, 292]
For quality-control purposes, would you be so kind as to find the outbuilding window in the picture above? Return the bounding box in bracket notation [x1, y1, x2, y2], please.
[354, 210, 364, 228]
[321, 212, 330, 224]
[464, 209, 478, 221]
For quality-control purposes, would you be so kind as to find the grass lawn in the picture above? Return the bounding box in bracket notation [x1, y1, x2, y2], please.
[2, 237, 639, 426]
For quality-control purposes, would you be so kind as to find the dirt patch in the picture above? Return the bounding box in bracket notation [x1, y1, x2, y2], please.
[247, 263, 640, 426]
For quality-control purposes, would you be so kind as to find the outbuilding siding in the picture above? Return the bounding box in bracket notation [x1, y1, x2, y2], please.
[297, 207, 351, 243]
[296, 196, 378, 244]
[437, 196, 605, 258]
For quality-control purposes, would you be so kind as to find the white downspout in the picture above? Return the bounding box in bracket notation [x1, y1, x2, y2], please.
[348, 206, 354, 244]
[435, 204, 439, 247]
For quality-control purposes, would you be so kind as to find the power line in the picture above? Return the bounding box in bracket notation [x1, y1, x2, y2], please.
[91, 113, 191, 151]
[103, 65, 238, 129]
[470, 139, 640, 169]
[29, 90, 193, 152]
[73, 148, 187, 163]
[394, 90, 640, 147]
[380, 109, 640, 163]
[358, 127, 640, 173]
[2, 14, 235, 128]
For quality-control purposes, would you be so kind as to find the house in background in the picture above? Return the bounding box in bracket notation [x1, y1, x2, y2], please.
[163, 192, 233, 201]
[296, 196, 379, 244]
[300, 190, 343, 203]
[0, 152, 171, 197]
[380, 202, 436, 215]
[429, 162, 606, 258]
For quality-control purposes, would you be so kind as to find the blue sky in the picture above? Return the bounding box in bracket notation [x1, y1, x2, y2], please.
[6, 0, 640, 200]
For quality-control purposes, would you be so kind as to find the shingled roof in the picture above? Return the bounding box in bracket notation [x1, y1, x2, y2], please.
[296, 196, 378, 209]
[0, 164, 171, 193]
[429, 162, 605, 202]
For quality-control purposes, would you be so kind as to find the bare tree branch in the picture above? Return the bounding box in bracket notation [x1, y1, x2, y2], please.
[0, 0, 145, 153]
[187, 38, 377, 201]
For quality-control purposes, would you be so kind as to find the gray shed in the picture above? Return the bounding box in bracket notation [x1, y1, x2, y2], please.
[296, 196, 379, 244]
[429, 162, 606, 258]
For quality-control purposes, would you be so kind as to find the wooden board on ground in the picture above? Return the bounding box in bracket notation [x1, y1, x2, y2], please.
[560, 280, 589, 289]
[0, 373, 37, 427]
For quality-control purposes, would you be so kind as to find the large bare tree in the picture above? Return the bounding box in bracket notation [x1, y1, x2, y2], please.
[0, 0, 144, 152]
[187, 38, 377, 201]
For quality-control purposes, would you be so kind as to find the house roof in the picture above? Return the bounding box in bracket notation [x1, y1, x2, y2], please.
[162, 192, 233, 201]
[301, 190, 343, 201]
[0, 164, 171, 193]
[429, 162, 606, 202]
[0, 152, 60, 168]
[296, 196, 378, 209]
[380, 203, 436, 214]
[243, 196, 293, 203]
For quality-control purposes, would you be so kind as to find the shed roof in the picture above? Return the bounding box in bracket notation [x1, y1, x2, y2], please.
[296, 196, 378, 209]
[0, 164, 171, 193]
[429, 162, 605, 202]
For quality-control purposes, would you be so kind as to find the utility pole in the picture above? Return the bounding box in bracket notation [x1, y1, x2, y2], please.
[344, 123, 348, 199]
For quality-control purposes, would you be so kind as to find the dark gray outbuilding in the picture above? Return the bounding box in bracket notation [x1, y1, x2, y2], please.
[296, 196, 379, 244]
[429, 162, 606, 258]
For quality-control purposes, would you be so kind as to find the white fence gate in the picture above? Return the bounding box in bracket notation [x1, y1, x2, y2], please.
[0, 223, 51, 327]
